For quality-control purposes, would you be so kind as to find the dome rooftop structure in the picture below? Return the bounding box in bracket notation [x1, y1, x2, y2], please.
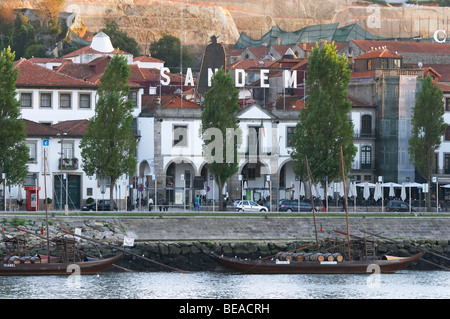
[90, 32, 114, 53]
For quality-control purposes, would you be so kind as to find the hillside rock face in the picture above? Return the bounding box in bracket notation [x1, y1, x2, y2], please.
[13, 0, 450, 46]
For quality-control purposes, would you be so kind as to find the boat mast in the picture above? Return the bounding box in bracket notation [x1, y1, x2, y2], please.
[305, 155, 319, 247]
[340, 146, 351, 261]
[43, 149, 50, 263]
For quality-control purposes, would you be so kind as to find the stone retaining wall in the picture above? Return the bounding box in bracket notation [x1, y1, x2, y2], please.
[0, 215, 448, 271]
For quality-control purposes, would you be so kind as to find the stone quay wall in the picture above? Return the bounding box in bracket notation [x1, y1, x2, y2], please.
[0, 215, 449, 271]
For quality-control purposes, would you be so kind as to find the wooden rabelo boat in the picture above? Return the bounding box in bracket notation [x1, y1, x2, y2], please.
[0, 253, 123, 276]
[208, 252, 424, 274]
[209, 148, 424, 274]
[0, 149, 123, 276]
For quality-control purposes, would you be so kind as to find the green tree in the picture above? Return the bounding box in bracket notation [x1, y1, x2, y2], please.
[408, 75, 446, 211]
[80, 54, 137, 210]
[201, 68, 241, 211]
[290, 42, 356, 184]
[9, 14, 36, 60]
[24, 44, 48, 59]
[0, 47, 29, 185]
[102, 21, 141, 57]
[150, 34, 192, 72]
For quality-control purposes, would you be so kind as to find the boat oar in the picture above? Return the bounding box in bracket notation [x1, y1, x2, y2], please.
[58, 227, 189, 273]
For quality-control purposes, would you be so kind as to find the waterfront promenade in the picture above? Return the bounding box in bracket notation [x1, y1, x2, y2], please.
[1, 210, 449, 241]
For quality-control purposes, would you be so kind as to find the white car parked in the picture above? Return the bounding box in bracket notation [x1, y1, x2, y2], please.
[235, 200, 268, 212]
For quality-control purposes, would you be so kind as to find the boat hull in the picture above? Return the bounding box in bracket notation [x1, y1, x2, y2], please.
[208, 253, 424, 274]
[0, 254, 123, 276]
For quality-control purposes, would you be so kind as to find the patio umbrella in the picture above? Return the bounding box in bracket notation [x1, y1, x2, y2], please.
[351, 182, 357, 199]
[17, 187, 23, 201]
[383, 182, 401, 188]
[356, 182, 376, 188]
[316, 183, 324, 199]
[327, 183, 334, 199]
[400, 183, 406, 201]
[389, 184, 395, 198]
[363, 182, 370, 200]
[300, 182, 305, 197]
[339, 181, 345, 197]
[374, 182, 382, 201]
[311, 183, 317, 198]
[347, 182, 354, 197]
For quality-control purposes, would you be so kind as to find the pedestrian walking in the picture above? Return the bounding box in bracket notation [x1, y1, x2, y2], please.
[195, 195, 200, 212]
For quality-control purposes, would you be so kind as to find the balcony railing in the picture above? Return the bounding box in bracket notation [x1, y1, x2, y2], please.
[353, 130, 375, 139]
[58, 158, 79, 170]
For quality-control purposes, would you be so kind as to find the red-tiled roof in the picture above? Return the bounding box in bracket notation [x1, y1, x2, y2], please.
[27, 57, 68, 64]
[24, 119, 89, 137]
[52, 120, 89, 137]
[351, 70, 375, 78]
[139, 68, 185, 83]
[422, 64, 450, 82]
[133, 56, 165, 63]
[439, 83, 450, 92]
[55, 56, 142, 88]
[15, 59, 97, 88]
[355, 49, 403, 60]
[353, 39, 450, 55]
[24, 119, 60, 137]
[247, 47, 269, 59]
[271, 45, 292, 56]
[141, 94, 201, 113]
[348, 96, 372, 107]
[296, 42, 317, 51]
[265, 96, 305, 111]
[270, 58, 307, 70]
[228, 59, 276, 70]
[55, 61, 99, 82]
[61, 45, 131, 59]
[226, 48, 244, 57]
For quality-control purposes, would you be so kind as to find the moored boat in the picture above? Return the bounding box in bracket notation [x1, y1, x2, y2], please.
[0, 149, 123, 276]
[0, 253, 123, 276]
[208, 252, 424, 274]
[208, 147, 425, 275]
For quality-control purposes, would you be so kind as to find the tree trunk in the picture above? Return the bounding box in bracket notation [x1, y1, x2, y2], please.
[217, 176, 223, 212]
[110, 177, 116, 211]
[426, 175, 431, 212]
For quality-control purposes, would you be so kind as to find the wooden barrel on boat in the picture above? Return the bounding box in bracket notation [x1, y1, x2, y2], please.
[281, 253, 293, 261]
[30, 256, 40, 263]
[20, 257, 31, 264]
[310, 253, 325, 261]
[303, 253, 313, 261]
[323, 253, 334, 261]
[275, 252, 283, 260]
[292, 253, 304, 261]
[332, 253, 343, 262]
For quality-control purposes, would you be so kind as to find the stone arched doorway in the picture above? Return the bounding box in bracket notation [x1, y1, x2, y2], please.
[164, 159, 196, 210]
[240, 160, 270, 203]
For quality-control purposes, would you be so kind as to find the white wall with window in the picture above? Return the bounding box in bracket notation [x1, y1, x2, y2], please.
[17, 87, 144, 124]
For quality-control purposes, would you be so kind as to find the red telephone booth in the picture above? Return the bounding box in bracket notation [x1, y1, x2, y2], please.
[24, 186, 40, 211]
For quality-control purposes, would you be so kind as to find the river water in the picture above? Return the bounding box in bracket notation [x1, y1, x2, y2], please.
[0, 270, 448, 299]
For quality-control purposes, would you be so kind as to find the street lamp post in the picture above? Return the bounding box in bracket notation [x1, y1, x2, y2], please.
[2, 173, 6, 212]
[57, 132, 67, 212]
[379, 176, 384, 213]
